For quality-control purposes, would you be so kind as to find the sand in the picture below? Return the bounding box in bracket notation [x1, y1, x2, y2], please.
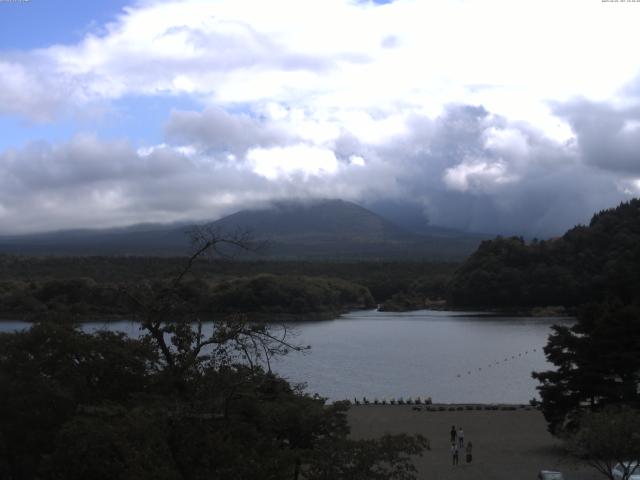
[347, 405, 601, 480]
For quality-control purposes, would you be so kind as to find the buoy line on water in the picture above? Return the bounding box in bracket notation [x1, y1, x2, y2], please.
[455, 348, 538, 378]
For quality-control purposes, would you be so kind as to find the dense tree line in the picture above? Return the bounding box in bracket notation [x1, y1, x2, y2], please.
[0, 255, 456, 301]
[0, 256, 456, 318]
[208, 274, 374, 314]
[449, 199, 640, 307]
[0, 274, 375, 319]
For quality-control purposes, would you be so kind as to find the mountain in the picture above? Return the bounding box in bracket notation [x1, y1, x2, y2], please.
[213, 199, 414, 242]
[0, 199, 484, 259]
[209, 199, 483, 259]
[365, 199, 489, 238]
[448, 198, 640, 307]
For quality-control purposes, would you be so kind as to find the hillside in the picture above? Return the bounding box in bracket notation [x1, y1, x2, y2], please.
[213, 199, 411, 242]
[211, 199, 483, 259]
[448, 199, 640, 307]
[0, 199, 483, 260]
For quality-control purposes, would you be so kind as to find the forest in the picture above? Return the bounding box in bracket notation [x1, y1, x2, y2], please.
[448, 199, 640, 308]
[2, 200, 640, 320]
[0, 256, 455, 319]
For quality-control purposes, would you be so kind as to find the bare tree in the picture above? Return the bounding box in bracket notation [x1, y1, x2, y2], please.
[121, 226, 304, 393]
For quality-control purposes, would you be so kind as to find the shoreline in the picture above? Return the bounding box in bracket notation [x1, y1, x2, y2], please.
[342, 402, 537, 410]
[0, 309, 347, 324]
[0, 303, 577, 323]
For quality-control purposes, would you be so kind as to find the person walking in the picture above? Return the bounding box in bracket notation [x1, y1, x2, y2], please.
[451, 442, 459, 466]
[450, 425, 457, 444]
[458, 427, 464, 448]
[465, 441, 473, 463]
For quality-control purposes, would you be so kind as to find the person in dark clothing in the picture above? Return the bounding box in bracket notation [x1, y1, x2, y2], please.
[451, 443, 459, 466]
[466, 441, 473, 463]
[450, 425, 457, 444]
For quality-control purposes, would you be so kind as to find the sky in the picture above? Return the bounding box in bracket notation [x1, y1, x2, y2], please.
[1, 0, 640, 236]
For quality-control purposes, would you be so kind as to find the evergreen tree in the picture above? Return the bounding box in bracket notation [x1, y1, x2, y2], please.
[532, 303, 640, 434]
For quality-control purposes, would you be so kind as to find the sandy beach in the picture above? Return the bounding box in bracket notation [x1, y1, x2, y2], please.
[348, 405, 601, 480]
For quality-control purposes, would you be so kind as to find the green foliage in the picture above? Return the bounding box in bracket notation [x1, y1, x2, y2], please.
[50, 407, 180, 480]
[532, 303, 640, 435]
[568, 405, 640, 480]
[305, 434, 429, 480]
[449, 199, 640, 307]
[0, 319, 427, 480]
[209, 274, 375, 314]
[0, 322, 158, 479]
[0, 273, 376, 319]
[0, 256, 457, 300]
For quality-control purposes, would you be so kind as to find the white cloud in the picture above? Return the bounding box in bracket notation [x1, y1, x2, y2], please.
[483, 127, 529, 158]
[1, 0, 639, 138]
[443, 158, 518, 193]
[247, 144, 340, 180]
[349, 155, 366, 167]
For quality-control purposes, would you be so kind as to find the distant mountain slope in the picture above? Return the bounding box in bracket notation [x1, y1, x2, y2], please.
[206, 199, 483, 259]
[0, 199, 483, 259]
[448, 198, 640, 307]
[0, 223, 194, 256]
[212, 199, 415, 242]
[365, 199, 489, 238]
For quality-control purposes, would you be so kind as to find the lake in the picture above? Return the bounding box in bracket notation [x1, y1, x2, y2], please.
[0, 309, 569, 403]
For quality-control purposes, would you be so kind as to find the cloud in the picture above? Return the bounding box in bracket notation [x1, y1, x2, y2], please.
[443, 159, 519, 193]
[1, 0, 640, 236]
[338, 104, 631, 236]
[165, 106, 293, 154]
[247, 144, 340, 180]
[0, 129, 380, 234]
[0, 135, 262, 233]
[2, 0, 639, 130]
[553, 99, 640, 175]
[3, 102, 632, 237]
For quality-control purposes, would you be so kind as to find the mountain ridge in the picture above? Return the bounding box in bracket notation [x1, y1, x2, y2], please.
[0, 199, 485, 259]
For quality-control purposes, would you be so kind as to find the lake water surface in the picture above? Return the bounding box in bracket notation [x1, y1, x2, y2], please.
[0, 309, 570, 403]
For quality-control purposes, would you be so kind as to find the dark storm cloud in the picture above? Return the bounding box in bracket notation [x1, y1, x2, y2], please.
[553, 99, 640, 175]
[333, 104, 630, 237]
